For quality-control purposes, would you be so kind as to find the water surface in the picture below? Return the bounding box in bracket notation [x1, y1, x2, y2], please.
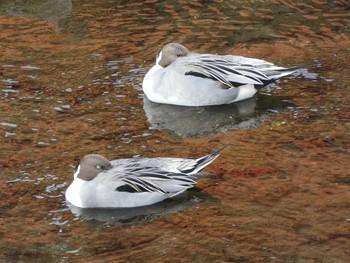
[1, 0, 349, 262]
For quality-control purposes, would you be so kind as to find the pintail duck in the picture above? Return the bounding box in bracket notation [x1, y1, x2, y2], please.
[142, 43, 310, 106]
[65, 146, 227, 208]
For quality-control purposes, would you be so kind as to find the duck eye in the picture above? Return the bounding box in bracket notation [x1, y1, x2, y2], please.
[96, 165, 102, 170]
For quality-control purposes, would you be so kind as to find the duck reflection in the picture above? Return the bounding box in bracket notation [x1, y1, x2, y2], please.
[144, 96, 261, 137]
[0, 0, 72, 23]
[67, 190, 216, 226]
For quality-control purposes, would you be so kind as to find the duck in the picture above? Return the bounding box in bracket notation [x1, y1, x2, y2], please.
[65, 145, 227, 208]
[142, 43, 310, 106]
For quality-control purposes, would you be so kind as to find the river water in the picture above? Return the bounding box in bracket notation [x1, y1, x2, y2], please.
[1, 0, 349, 262]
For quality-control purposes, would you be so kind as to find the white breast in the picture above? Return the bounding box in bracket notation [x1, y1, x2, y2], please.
[65, 178, 85, 207]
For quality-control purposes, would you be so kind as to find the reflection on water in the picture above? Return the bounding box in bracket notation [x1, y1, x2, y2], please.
[144, 92, 301, 136]
[0, 0, 72, 24]
[146, 96, 268, 136]
[1, 0, 349, 262]
[144, 96, 257, 137]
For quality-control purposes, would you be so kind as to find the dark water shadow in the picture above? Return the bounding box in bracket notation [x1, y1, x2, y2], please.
[143, 94, 294, 137]
[66, 189, 217, 227]
[0, 0, 72, 24]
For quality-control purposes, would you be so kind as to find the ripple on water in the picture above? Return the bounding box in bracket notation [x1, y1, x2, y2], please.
[1, 122, 17, 128]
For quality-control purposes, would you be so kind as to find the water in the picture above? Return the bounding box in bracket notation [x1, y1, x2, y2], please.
[1, 0, 349, 262]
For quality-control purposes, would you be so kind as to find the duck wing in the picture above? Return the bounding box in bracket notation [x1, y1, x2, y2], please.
[104, 166, 197, 194]
[182, 54, 268, 89]
[182, 54, 303, 89]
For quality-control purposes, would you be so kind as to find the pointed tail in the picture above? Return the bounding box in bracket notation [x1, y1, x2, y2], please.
[177, 144, 229, 175]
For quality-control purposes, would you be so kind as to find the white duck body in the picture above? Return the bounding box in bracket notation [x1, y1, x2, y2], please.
[65, 146, 226, 208]
[142, 43, 307, 106]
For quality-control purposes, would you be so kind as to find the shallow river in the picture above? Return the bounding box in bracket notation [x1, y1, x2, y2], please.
[1, 0, 349, 262]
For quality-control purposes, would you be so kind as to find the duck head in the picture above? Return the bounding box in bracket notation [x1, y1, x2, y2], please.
[74, 154, 112, 181]
[156, 43, 190, 68]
